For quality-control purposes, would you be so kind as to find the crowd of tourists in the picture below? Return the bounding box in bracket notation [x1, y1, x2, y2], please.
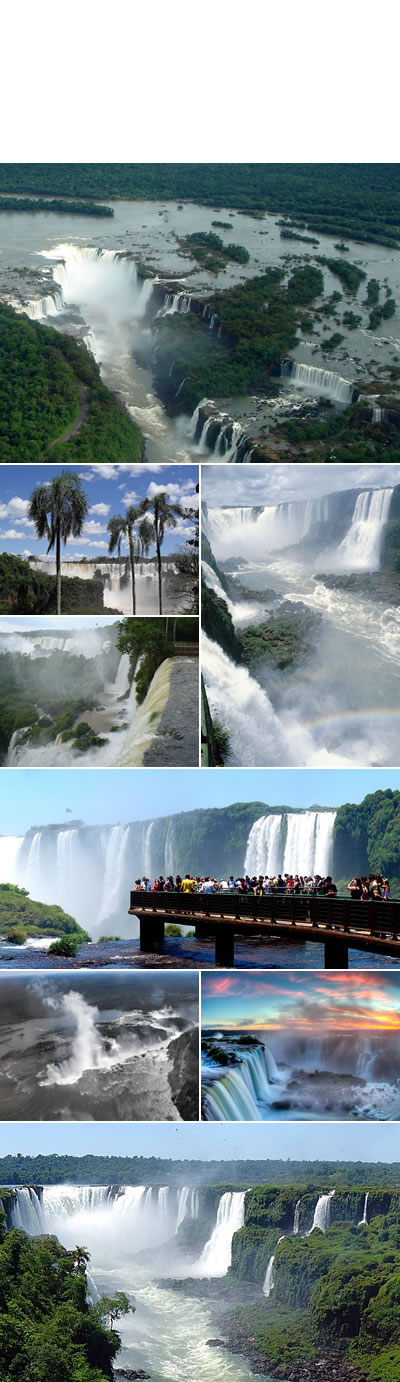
[134, 871, 391, 898]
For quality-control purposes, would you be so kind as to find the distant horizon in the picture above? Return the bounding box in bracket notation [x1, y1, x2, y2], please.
[1, 766, 400, 836]
[1, 1122, 400, 1161]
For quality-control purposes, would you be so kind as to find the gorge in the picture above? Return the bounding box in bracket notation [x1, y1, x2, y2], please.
[202, 471, 400, 767]
[3, 1161, 400, 1382]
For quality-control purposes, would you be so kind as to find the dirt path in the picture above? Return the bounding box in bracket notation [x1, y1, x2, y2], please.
[51, 382, 90, 445]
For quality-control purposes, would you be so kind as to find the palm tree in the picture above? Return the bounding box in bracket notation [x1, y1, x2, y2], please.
[139, 492, 184, 614]
[107, 506, 143, 615]
[28, 472, 89, 615]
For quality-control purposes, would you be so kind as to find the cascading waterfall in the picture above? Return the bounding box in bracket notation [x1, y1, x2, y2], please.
[114, 659, 173, 767]
[244, 811, 336, 877]
[310, 1191, 335, 1232]
[205, 496, 332, 559]
[96, 825, 131, 926]
[9, 1188, 45, 1235]
[143, 821, 154, 880]
[194, 1192, 246, 1277]
[189, 401, 253, 463]
[165, 820, 176, 877]
[27, 244, 154, 324]
[202, 634, 294, 767]
[335, 488, 393, 570]
[359, 1193, 369, 1225]
[293, 1199, 301, 1234]
[204, 1045, 287, 1122]
[263, 1252, 276, 1298]
[29, 558, 178, 616]
[282, 360, 355, 404]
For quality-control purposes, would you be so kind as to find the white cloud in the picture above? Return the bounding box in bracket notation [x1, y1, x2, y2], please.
[0, 529, 25, 540]
[82, 520, 107, 536]
[89, 503, 111, 516]
[0, 497, 30, 519]
[122, 490, 138, 505]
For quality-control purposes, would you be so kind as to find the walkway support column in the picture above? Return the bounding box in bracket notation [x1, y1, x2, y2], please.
[324, 937, 349, 968]
[139, 917, 165, 952]
[214, 925, 235, 967]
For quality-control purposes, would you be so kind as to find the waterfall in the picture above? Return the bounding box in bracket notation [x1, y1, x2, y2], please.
[10, 1188, 45, 1235]
[202, 634, 293, 767]
[244, 815, 283, 877]
[263, 1253, 276, 1297]
[26, 244, 154, 325]
[244, 810, 336, 877]
[203, 1045, 287, 1122]
[113, 653, 130, 697]
[29, 557, 167, 616]
[206, 497, 331, 557]
[335, 488, 393, 571]
[358, 1193, 369, 1226]
[143, 821, 154, 879]
[263, 1235, 285, 1298]
[310, 1191, 335, 1232]
[293, 1199, 301, 1234]
[188, 401, 253, 463]
[161, 292, 192, 316]
[165, 820, 176, 877]
[115, 660, 173, 768]
[96, 825, 131, 926]
[176, 1187, 199, 1227]
[282, 360, 355, 404]
[194, 1192, 245, 1277]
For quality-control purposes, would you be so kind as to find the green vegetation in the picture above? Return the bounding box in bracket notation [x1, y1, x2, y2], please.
[107, 506, 153, 615]
[0, 196, 113, 216]
[202, 581, 241, 662]
[212, 717, 231, 763]
[165, 924, 183, 936]
[3, 1154, 400, 1187]
[29, 472, 88, 614]
[227, 1185, 400, 1382]
[368, 297, 396, 330]
[117, 618, 174, 704]
[211, 220, 233, 230]
[320, 331, 344, 351]
[2, 164, 400, 245]
[48, 937, 79, 957]
[0, 882, 88, 944]
[238, 608, 319, 670]
[0, 554, 106, 615]
[156, 266, 324, 413]
[342, 310, 362, 328]
[333, 787, 400, 893]
[316, 256, 367, 293]
[5, 925, 27, 945]
[181, 230, 249, 270]
[366, 278, 380, 304]
[0, 639, 119, 760]
[0, 1215, 130, 1382]
[0, 305, 143, 463]
[280, 228, 319, 245]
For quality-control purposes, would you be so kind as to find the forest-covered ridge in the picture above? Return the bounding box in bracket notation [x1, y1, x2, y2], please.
[0, 164, 399, 245]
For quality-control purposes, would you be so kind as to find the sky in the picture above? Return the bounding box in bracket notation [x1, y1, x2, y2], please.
[1, 1122, 400, 1162]
[2, 767, 400, 836]
[201, 462, 400, 508]
[0, 463, 198, 560]
[202, 971, 400, 1031]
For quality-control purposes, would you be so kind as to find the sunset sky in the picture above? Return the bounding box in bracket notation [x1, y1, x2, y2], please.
[201, 971, 400, 1033]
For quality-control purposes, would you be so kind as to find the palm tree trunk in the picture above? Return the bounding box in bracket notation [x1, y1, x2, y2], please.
[156, 537, 162, 614]
[56, 522, 62, 616]
[128, 530, 136, 615]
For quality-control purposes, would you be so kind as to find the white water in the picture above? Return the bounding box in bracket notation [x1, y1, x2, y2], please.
[202, 634, 295, 766]
[293, 1199, 301, 1234]
[359, 1193, 369, 1225]
[30, 557, 179, 615]
[282, 360, 354, 403]
[244, 810, 336, 876]
[263, 1253, 276, 1297]
[203, 482, 400, 767]
[194, 1191, 246, 1277]
[18, 242, 195, 464]
[335, 489, 393, 570]
[310, 1191, 335, 1232]
[204, 1046, 287, 1122]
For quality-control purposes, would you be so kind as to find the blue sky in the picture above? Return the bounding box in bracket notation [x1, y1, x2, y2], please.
[1, 767, 400, 836]
[202, 462, 400, 508]
[0, 1122, 399, 1162]
[0, 463, 198, 560]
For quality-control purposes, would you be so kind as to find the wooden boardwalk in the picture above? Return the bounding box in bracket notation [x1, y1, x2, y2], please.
[128, 891, 400, 968]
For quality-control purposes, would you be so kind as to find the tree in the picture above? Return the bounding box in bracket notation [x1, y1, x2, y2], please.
[28, 472, 88, 615]
[139, 492, 184, 614]
[95, 1291, 133, 1327]
[107, 507, 143, 615]
[117, 618, 174, 704]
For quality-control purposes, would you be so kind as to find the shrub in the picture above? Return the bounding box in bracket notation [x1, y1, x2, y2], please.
[5, 926, 27, 945]
[48, 937, 78, 957]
